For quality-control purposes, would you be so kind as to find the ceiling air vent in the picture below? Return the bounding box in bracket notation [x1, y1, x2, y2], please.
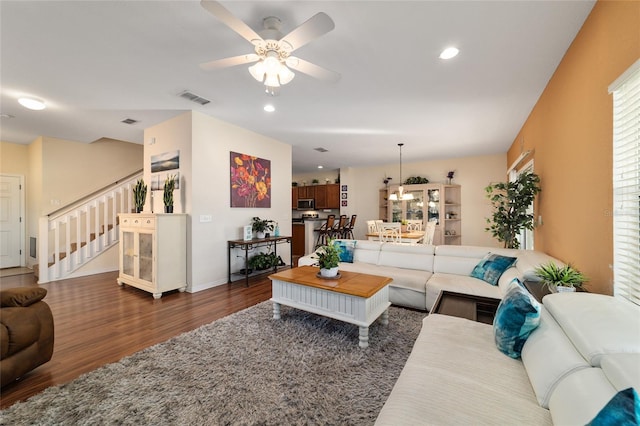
[314, 147, 329, 153]
[179, 90, 211, 106]
[121, 118, 138, 125]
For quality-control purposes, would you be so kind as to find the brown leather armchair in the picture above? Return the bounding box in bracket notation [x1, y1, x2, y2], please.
[1, 287, 54, 387]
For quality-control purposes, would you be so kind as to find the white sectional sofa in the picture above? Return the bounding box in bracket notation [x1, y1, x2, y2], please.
[375, 293, 640, 425]
[298, 240, 561, 311]
[299, 241, 640, 424]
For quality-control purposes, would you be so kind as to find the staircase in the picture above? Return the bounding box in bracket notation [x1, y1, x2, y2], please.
[37, 171, 142, 284]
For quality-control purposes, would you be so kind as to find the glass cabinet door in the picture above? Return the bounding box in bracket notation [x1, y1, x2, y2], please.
[122, 231, 135, 276]
[390, 199, 402, 222]
[138, 232, 153, 283]
[405, 190, 424, 221]
[427, 189, 441, 224]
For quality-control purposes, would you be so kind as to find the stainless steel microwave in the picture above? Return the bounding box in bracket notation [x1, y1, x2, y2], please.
[297, 199, 315, 210]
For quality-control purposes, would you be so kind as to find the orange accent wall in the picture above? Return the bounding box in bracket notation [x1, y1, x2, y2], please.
[507, 0, 640, 295]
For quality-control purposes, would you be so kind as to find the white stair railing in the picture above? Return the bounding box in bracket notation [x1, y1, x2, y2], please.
[38, 171, 142, 283]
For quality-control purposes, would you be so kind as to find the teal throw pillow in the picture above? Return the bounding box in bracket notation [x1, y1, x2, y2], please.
[470, 253, 517, 286]
[588, 388, 640, 426]
[333, 240, 356, 263]
[493, 279, 541, 359]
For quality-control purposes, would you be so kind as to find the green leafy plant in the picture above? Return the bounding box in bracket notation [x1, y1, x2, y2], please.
[312, 179, 319, 184]
[163, 174, 176, 208]
[485, 171, 541, 248]
[251, 217, 275, 233]
[132, 179, 147, 213]
[248, 252, 279, 270]
[404, 176, 429, 184]
[534, 262, 587, 289]
[313, 238, 342, 270]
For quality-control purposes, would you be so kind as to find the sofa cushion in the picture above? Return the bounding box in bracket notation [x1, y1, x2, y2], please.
[600, 354, 640, 392]
[1, 287, 47, 308]
[426, 273, 502, 311]
[544, 293, 640, 366]
[471, 253, 518, 286]
[432, 245, 489, 275]
[375, 314, 551, 425]
[378, 243, 435, 271]
[333, 239, 356, 263]
[521, 307, 590, 408]
[0, 307, 41, 357]
[493, 279, 541, 358]
[587, 387, 640, 426]
[352, 240, 382, 264]
[549, 368, 619, 425]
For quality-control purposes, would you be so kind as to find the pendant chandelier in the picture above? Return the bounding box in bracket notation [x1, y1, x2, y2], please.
[388, 143, 414, 201]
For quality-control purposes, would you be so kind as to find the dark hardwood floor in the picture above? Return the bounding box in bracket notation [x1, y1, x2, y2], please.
[0, 269, 278, 409]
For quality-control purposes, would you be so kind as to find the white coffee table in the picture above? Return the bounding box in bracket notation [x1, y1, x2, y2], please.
[269, 266, 392, 348]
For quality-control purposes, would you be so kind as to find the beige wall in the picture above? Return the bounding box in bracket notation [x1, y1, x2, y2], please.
[144, 111, 292, 292]
[0, 141, 29, 174]
[507, 0, 640, 295]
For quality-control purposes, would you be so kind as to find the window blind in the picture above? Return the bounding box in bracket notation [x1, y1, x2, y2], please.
[609, 59, 640, 306]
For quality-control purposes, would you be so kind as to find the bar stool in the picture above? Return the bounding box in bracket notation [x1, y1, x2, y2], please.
[315, 215, 336, 249]
[341, 215, 357, 239]
[332, 215, 348, 239]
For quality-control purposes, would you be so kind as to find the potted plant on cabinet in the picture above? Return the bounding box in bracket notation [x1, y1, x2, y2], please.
[484, 171, 541, 248]
[313, 238, 342, 278]
[132, 178, 147, 213]
[533, 261, 588, 293]
[163, 174, 176, 213]
[251, 217, 275, 239]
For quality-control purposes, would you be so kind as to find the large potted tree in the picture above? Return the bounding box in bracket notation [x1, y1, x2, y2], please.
[484, 171, 541, 249]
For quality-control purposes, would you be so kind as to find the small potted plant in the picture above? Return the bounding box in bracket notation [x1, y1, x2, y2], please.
[251, 217, 275, 239]
[163, 174, 176, 213]
[533, 261, 588, 293]
[312, 179, 319, 185]
[401, 219, 408, 233]
[313, 238, 342, 278]
[132, 178, 147, 213]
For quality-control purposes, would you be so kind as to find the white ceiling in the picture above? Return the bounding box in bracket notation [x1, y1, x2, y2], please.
[0, 1, 595, 174]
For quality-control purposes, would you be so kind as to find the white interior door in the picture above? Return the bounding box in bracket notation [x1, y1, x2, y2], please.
[0, 175, 23, 268]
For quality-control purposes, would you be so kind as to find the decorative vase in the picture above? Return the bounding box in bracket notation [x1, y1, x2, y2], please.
[401, 225, 407, 233]
[164, 205, 173, 213]
[320, 267, 339, 278]
[256, 231, 266, 239]
[550, 284, 577, 293]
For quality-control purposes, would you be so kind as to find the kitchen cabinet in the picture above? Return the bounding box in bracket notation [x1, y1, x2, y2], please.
[292, 184, 340, 209]
[291, 187, 298, 209]
[292, 223, 305, 256]
[117, 213, 187, 299]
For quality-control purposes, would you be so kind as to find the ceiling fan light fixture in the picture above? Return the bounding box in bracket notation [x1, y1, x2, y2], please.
[278, 65, 295, 85]
[264, 72, 280, 88]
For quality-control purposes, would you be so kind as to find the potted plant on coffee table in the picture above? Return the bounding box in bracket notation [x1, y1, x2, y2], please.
[251, 217, 275, 239]
[533, 261, 588, 293]
[313, 238, 342, 278]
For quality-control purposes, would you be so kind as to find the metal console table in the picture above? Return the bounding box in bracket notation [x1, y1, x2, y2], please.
[227, 236, 292, 286]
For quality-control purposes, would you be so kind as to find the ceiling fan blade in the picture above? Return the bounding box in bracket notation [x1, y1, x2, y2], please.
[286, 57, 340, 83]
[200, 0, 263, 45]
[200, 54, 260, 71]
[279, 12, 335, 52]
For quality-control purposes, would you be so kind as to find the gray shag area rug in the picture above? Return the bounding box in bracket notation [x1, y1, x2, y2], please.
[0, 301, 424, 425]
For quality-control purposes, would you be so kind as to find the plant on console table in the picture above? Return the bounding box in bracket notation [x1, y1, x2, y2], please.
[251, 216, 275, 239]
[163, 174, 176, 213]
[533, 261, 588, 293]
[313, 238, 342, 278]
[132, 178, 147, 213]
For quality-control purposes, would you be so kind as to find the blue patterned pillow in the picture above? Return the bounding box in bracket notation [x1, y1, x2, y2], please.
[333, 240, 356, 263]
[470, 253, 517, 285]
[493, 279, 541, 358]
[588, 388, 640, 426]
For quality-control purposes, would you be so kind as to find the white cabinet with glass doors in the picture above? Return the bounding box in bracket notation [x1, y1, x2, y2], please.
[117, 213, 187, 299]
[386, 183, 461, 245]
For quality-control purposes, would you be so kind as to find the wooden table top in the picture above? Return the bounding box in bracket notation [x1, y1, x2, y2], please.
[269, 266, 392, 298]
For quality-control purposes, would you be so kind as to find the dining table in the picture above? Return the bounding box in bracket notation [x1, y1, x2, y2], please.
[365, 230, 426, 244]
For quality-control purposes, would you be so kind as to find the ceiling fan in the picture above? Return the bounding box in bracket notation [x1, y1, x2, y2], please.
[199, 0, 340, 94]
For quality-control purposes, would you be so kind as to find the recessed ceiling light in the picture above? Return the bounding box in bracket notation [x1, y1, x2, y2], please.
[264, 104, 275, 112]
[439, 47, 459, 60]
[18, 97, 46, 110]
[317, 165, 323, 169]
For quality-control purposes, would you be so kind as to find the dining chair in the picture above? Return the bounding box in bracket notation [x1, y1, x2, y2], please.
[406, 220, 423, 231]
[378, 222, 401, 243]
[366, 220, 378, 234]
[315, 215, 336, 249]
[423, 221, 437, 245]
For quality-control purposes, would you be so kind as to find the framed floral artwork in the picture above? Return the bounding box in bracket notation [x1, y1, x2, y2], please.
[230, 152, 271, 208]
